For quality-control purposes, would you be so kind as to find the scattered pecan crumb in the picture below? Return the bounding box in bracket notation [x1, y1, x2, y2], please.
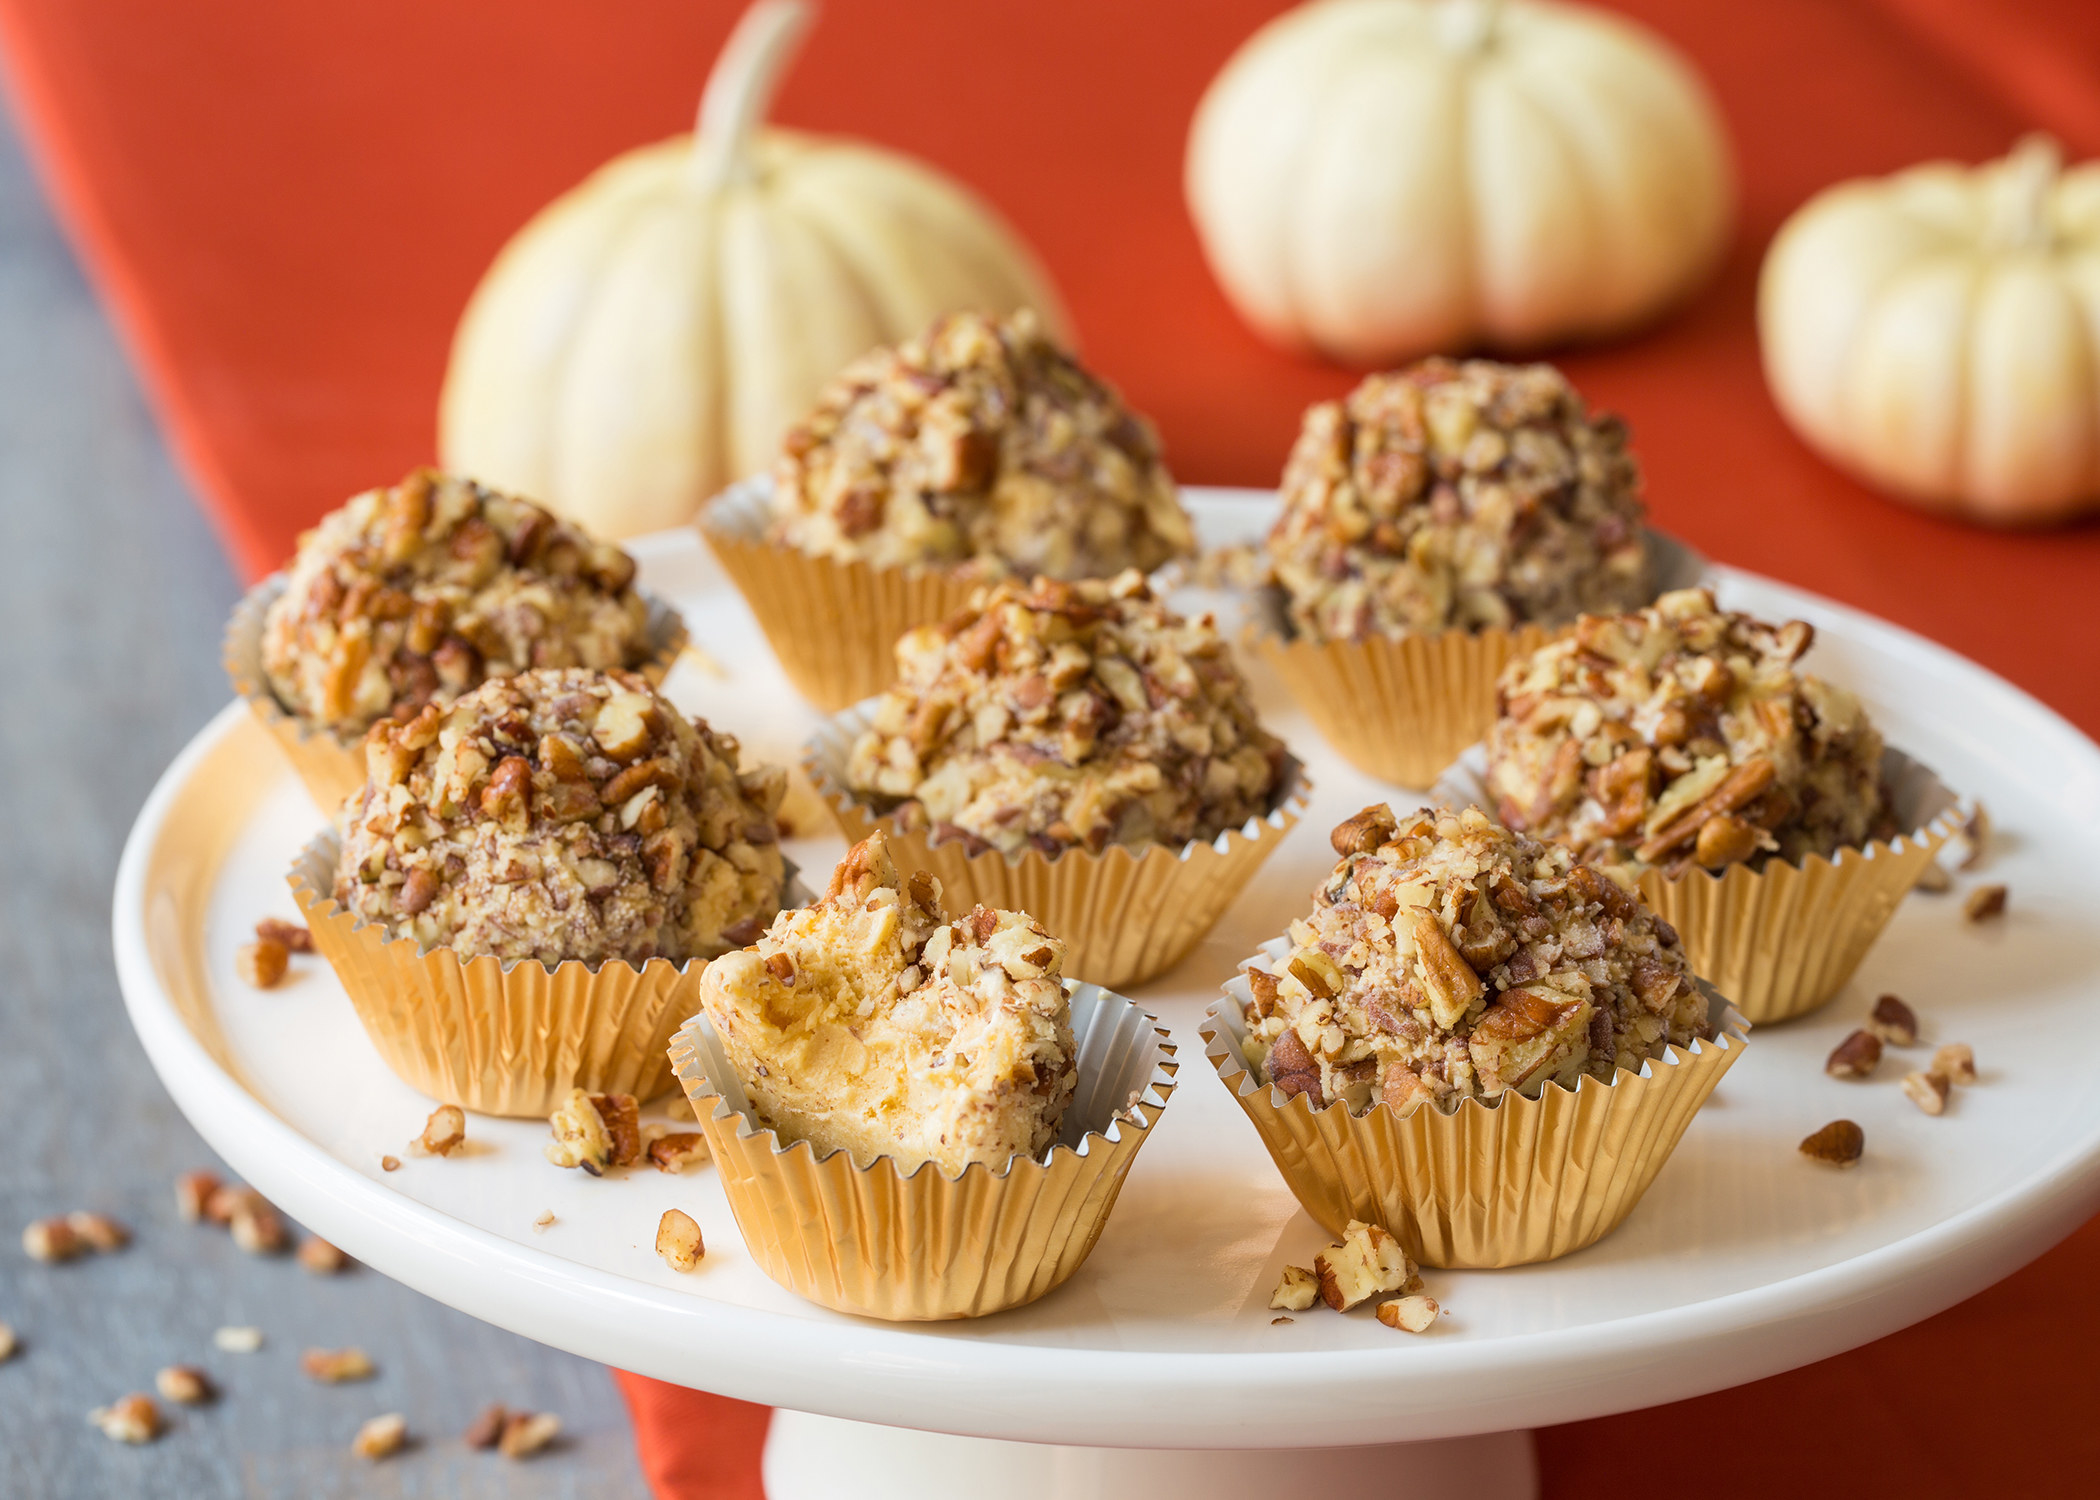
[202, 1184, 250, 1225]
[1963, 884, 2007, 922]
[1269, 1265, 1319, 1312]
[1912, 861, 1952, 894]
[255, 916, 314, 953]
[1271, 1316, 1294, 1325]
[0, 1322, 17, 1362]
[464, 1403, 510, 1449]
[646, 1132, 709, 1174]
[498, 1410, 562, 1459]
[1377, 1295, 1442, 1333]
[229, 1200, 289, 1256]
[532, 1210, 556, 1233]
[380, 1155, 401, 1173]
[213, 1326, 263, 1354]
[64, 1211, 130, 1253]
[353, 1412, 408, 1459]
[1931, 1043, 1978, 1086]
[1865, 994, 1919, 1047]
[1902, 1071, 1950, 1116]
[298, 1237, 350, 1275]
[544, 1089, 639, 1174]
[1959, 803, 1990, 870]
[301, 1347, 375, 1384]
[87, 1394, 162, 1444]
[22, 1217, 83, 1263]
[236, 938, 290, 989]
[1824, 1030, 1883, 1080]
[1314, 1221, 1419, 1312]
[155, 1365, 214, 1405]
[656, 1209, 704, 1272]
[416, 1104, 467, 1158]
[175, 1170, 222, 1222]
[1799, 1119, 1865, 1166]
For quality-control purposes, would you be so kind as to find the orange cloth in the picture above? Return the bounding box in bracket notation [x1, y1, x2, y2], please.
[1, 1, 2095, 1494]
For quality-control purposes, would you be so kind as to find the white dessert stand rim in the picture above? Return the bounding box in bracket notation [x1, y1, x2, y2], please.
[113, 494, 2100, 1455]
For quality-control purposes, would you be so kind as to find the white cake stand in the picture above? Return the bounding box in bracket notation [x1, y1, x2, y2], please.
[114, 494, 2100, 1498]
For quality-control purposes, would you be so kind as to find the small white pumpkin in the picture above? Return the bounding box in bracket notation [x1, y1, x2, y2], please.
[440, 0, 1066, 539]
[1185, 0, 1733, 366]
[1760, 135, 2100, 526]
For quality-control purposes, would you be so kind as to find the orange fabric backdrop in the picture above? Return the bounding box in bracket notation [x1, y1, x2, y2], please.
[2, 0, 2096, 1494]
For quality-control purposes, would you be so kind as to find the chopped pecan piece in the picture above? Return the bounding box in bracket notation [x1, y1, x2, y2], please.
[646, 1132, 710, 1174]
[1865, 994, 1918, 1047]
[1825, 1030, 1882, 1080]
[1799, 1119, 1865, 1167]
[1902, 1071, 1950, 1116]
[353, 1412, 408, 1459]
[175, 1169, 222, 1222]
[1931, 1043, 1977, 1086]
[88, 1394, 162, 1444]
[465, 1403, 510, 1449]
[1270, 1265, 1319, 1312]
[63, 1211, 129, 1253]
[1409, 912, 1484, 1029]
[1963, 884, 2007, 922]
[255, 916, 313, 953]
[655, 1209, 705, 1272]
[1264, 1030, 1324, 1106]
[235, 938, 289, 989]
[298, 1237, 351, 1275]
[301, 1347, 375, 1383]
[1314, 1220, 1418, 1312]
[1377, 1295, 1442, 1333]
[1331, 804, 1398, 858]
[499, 1411, 563, 1459]
[416, 1103, 467, 1158]
[155, 1365, 214, 1406]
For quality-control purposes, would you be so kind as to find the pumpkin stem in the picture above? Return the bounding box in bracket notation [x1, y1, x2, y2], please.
[1993, 133, 2062, 253]
[690, 0, 815, 191]
[1439, 0, 1506, 53]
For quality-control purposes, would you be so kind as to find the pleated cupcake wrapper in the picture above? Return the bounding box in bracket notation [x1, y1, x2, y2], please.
[804, 700, 1309, 990]
[287, 833, 804, 1118]
[1435, 745, 1966, 1025]
[1248, 530, 1708, 790]
[669, 983, 1177, 1320]
[224, 572, 690, 818]
[698, 477, 983, 713]
[1203, 937, 1749, 1268]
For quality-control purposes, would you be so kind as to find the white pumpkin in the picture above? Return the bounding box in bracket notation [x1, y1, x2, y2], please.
[439, 0, 1066, 539]
[1185, 0, 1733, 366]
[1760, 135, 2100, 526]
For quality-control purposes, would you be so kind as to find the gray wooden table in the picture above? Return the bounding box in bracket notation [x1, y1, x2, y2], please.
[0, 95, 650, 1499]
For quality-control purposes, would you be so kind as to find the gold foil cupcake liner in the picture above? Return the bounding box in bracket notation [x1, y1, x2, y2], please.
[699, 477, 982, 713]
[1436, 745, 1965, 1025]
[287, 834, 801, 1118]
[804, 702, 1310, 989]
[1203, 940, 1748, 1268]
[1248, 530, 1706, 789]
[670, 981, 1176, 1320]
[224, 573, 689, 817]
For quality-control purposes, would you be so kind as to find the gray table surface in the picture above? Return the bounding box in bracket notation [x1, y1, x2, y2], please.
[0, 94, 651, 1499]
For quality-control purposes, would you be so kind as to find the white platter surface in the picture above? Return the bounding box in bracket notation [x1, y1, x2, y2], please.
[115, 489, 2100, 1448]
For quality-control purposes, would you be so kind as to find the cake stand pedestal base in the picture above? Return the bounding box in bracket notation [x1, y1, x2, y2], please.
[762, 1411, 1538, 1499]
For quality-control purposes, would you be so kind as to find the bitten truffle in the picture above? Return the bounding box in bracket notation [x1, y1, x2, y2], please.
[1485, 588, 1887, 874]
[1265, 359, 1650, 642]
[770, 310, 1194, 580]
[337, 668, 787, 965]
[844, 571, 1288, 857]
[264, 469, 652, 738]
[1243, 805, 1707, 1113]
[697, 832, 1077, 1174]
